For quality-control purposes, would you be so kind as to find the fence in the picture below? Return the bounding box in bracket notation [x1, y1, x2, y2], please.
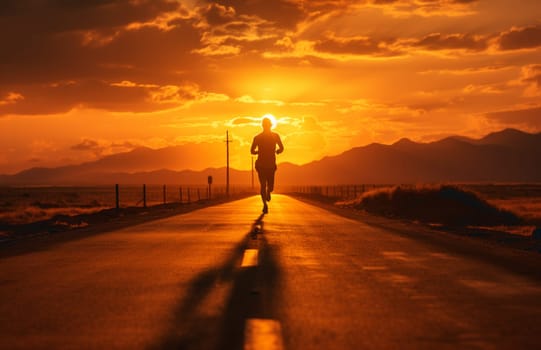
[284, 184, 397, 201]
[114, 184, 256, 209]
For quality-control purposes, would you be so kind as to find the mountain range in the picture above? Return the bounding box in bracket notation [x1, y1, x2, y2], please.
[1, 128, 540, 186]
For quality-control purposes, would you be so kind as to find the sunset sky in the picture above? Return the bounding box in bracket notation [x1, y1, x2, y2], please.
[1, 0, 540, 174]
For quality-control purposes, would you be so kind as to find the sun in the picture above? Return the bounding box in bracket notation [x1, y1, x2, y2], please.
[262, 113, 277, 129]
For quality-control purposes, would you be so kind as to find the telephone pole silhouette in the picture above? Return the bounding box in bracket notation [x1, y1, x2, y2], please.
[225, 130, 232, 196]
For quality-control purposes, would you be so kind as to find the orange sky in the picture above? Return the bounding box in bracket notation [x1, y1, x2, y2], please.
[1, 0, 540, 174]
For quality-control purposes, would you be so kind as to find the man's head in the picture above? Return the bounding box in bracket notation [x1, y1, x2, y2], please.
[262, 117, 272, 131]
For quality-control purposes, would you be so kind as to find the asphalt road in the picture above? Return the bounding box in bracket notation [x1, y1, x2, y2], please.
[1, 195, 541, 349]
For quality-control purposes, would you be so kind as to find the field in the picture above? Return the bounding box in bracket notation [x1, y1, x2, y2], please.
[0, 185, 243, 225]
[291, 183, 541, 230]
[464, 184, 541, 226]
[1, 184, 540, 230]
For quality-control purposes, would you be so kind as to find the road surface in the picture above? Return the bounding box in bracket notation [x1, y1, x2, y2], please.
[1, 195, 541, 349]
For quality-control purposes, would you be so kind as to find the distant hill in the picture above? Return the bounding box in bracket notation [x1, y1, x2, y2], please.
[277, 128, 541, 184]
[1, 128, 540, 186]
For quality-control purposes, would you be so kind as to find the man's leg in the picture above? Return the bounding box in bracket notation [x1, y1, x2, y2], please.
[257, 170, 266, 203]
[267, 169, 276, 201]
[257, 169, 268, 213]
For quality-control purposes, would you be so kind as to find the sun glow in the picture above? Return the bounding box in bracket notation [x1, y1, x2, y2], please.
[262, 113, 277, 129]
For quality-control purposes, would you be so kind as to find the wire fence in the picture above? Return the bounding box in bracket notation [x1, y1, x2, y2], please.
[114, 184, 257, 208]
[0, 184, 258, 225]
[283, 184, 400, 201]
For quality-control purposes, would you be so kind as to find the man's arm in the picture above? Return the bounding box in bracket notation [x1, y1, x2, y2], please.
[275, 133, 284, 154]
[250, 136, 258, 155]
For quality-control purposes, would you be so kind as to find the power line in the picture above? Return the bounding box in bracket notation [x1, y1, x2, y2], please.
[225, 130, 233, 196]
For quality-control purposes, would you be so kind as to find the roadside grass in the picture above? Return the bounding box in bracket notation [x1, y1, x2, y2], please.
[338, 185, 523, 227]
[487, 199, 541, 226]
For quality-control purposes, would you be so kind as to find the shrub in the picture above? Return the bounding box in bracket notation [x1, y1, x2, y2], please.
[349, 185, 522, 226]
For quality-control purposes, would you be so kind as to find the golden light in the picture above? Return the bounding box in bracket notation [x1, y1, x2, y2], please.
[262, 113, 277, 129]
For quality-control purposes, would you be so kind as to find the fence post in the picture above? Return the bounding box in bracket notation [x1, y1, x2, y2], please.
[179, 187, 183, 203]
[187, 188, 191, 203]
[143, 184, 147, 208]
[163, 185, 166, 204]
[197, 188, 200, 201]
[115, 184, 119, 209]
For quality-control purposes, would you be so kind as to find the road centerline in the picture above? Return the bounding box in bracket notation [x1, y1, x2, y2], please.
[241, 249, 259, 267]
[244, 318, 284, 350]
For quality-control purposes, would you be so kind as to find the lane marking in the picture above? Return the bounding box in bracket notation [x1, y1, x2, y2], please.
[244, 318, 284, 350]
[361, 265, 387, 271]
[241, 249, 259, 267]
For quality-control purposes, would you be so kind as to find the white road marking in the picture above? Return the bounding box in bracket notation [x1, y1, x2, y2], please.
[244, 318, 284, 350]
[361, 265, 387, 271]
[241, 249, 259, 267]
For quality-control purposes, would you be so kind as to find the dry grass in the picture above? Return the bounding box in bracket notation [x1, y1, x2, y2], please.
[339, 185, 522, 227]
[0, 206, 107, 225]
[488, 198, 541, 225]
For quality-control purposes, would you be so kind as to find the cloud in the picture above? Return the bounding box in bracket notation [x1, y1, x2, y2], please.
[497, 24, 541, 51]
[282, 130, 327, 157]
[0, 1, 205, 115]
[70, 139, 105, 156]
[485, 106, 541, 129]
[0, 79, 228, 116]
[195, 4, 283, 57]
[314, 34, 401, 56]
[235, 95, 285, 106]
[203, 0, 304, 30]
[411, 32, 487, 51]
[199, 3, 237, 26]
[516, 64, 541, 96]
[368, 0, 480, 17]
[418, 65, 511, 75]
[302, 116, 323, 131]
[227, 116, 261, 127]
[0, 0, 180, 34]
[0, 92, 24, 106]
[462, 84, 504, 95]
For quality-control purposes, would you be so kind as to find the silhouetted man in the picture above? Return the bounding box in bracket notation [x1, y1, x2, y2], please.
[251, 117, 284, 213]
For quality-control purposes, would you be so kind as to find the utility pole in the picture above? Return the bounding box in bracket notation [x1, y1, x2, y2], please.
[251, 156, 254, 189]
[225, 130, 232, 196]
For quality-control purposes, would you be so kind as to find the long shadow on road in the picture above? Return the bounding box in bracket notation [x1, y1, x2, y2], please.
[153, 213, 283, 350]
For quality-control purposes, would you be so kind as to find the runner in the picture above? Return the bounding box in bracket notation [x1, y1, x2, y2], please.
[250, 117, 284, 213]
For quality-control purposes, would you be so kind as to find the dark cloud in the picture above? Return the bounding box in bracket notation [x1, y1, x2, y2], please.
[498, 24, 541, 50]
[412, 33, 487, 51]
[485, 106, 541, 128]
[523, 65, 541, 88]
[1, 16, 202, 85]
[314, 36, 400, 56]
[70, 138, 104, 156]
[300, 0, 356, 13]
[204, 0, 304, 29]
[199, 3, 236, 26]
[0, 80, 147, 115]
[0, 0, 179, 34]
[0, 0, 207, 116]
[0, 79, 206, 115]
[370, 0, 479, 7]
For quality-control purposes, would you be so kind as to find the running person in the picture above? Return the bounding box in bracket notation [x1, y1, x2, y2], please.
[251, 117, 284, 213]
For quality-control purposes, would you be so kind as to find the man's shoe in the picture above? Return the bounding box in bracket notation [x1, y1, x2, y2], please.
[266, 192, 271, 202]
[262, 203, 268, 214]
